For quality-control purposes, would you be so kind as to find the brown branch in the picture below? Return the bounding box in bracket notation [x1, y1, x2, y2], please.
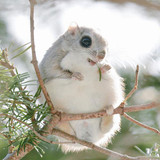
[8, 145, 34, 160]
[121, 65, 139, 108]
[29, 0, 55, 114]
[125, 65, 139, 101]
[7, 127, 159, 160]
[43, 102, 160, 131]
[0, 60, 14, 70]
[43, 103, 160, 137]
[123, 113, 160, 135]
[41, 102, 160, 137]
[59, 102, 160, 122]
[52, 128, 159, 160]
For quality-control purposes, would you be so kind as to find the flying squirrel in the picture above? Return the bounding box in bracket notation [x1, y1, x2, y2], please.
[39, 24, 124, 152]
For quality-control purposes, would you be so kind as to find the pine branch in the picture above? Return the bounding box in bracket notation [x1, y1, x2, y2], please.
[0, 114, 70, 145]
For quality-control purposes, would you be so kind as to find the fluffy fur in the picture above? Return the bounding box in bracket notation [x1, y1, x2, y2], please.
[39, 25, 124, 152]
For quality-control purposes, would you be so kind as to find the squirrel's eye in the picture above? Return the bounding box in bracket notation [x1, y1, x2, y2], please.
[80, 36, 92, 48]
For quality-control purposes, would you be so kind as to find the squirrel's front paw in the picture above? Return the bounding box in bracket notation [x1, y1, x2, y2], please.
[100, 64, 111, 74]
[72, 72, 84, 81]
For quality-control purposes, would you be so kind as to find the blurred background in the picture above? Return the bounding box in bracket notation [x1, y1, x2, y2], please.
[0, 0, 160, 159]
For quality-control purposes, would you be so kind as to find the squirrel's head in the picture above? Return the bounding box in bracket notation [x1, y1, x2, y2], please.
[63, 24, 107, 65]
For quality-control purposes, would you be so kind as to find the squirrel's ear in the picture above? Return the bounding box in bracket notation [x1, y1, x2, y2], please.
[68, 23, 80, 35]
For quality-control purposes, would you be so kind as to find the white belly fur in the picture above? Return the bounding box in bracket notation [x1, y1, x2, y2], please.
[45, 68, 123, 150]
[45, 69, 122, 112]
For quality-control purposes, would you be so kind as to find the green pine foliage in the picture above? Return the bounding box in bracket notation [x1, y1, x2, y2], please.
[0, 48, 50, 157]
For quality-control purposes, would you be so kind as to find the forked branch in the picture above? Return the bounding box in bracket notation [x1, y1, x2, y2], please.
[123, 65, 139, 104]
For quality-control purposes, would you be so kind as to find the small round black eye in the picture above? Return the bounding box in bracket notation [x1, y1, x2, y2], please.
[80, 36, 92, 48]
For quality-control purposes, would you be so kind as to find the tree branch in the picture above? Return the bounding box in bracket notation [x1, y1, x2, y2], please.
[29, 0, 55, 114]
[59, 102, 160, 122]
[123, 65, 139, 103]
[123, 113, 160, 135]
[52, 128, 159, 160]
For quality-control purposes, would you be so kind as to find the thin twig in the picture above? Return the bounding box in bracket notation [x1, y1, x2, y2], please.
[124, 65, 139, 103]
[29, 0, 55, 114]
[0, 60, 14, 70]
[120, 65, 139, 110]
[123, 113, 160, 135]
